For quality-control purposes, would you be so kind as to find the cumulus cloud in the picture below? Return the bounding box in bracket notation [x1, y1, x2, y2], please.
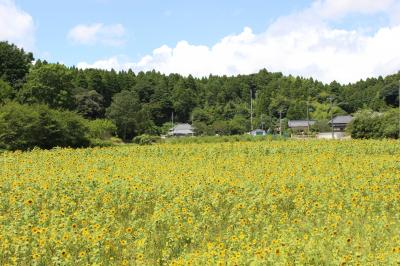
[311, 0, 395, 19]
[0, 0, 35, 50]
[76, 56, 135, 70]
[68, 23, 125, 46]
[77, 0, 400, 83]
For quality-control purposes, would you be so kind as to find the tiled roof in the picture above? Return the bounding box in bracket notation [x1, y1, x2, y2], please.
[288, 120, 316, 128]
[329, 116, 353, 124]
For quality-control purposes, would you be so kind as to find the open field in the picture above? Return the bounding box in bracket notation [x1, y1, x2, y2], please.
[0, 140, 400, 265]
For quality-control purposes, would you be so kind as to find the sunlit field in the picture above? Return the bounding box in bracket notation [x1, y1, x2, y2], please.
[1, 140, 400, 265]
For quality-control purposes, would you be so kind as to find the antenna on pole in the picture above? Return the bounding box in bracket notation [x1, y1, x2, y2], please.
[279, 110, 282, 136]
[250, 89, 253, 131]
[306, 98, 310, 135]
[329, 96, 334, 140]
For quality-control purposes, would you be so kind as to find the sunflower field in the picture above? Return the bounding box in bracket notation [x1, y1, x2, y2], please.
[0, 140, 400, 265]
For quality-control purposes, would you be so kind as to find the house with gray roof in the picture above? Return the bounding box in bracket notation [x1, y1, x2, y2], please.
[329, 115, 353, 132]
[288, 120, 316, 131]
[168, 123, 195, 137]
[250, 129, 266, 136]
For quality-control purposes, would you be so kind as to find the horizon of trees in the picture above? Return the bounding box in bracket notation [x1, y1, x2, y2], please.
[1, 41, 400, 149]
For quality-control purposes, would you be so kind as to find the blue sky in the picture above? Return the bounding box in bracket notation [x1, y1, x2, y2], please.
[2, 0, 400, 83]
[14, 0, 310, 64]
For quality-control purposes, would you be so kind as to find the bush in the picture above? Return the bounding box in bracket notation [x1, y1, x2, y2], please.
[348, 109, 399, 139]
[133, 134, 160, 145]
[0, 102, 90, 150]
[310, 120, 331, 132]
[88, 119, 117, 140]
[53, 110, 90, 148]
[348, 110, 384, 139]
[0, 79, 13, 105]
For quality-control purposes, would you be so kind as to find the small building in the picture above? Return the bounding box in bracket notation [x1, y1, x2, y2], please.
[168, 123, 195, 137]
[329, 115, 353, 132]
[288, 120, 316, 132]
[250, 129, 266, 136]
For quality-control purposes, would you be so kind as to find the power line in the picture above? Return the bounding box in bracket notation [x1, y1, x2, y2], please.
[329, 96, 334, 140]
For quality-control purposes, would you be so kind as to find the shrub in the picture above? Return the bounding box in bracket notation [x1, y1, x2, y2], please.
[88, 119, 117, 140]
[53, 110, 90, 148]
[348, 109, 399, 139]
[0, 102, 90, 150]
[133, 134, 160, 145]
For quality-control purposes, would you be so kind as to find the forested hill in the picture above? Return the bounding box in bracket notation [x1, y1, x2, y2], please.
[1, 41, 399, 140]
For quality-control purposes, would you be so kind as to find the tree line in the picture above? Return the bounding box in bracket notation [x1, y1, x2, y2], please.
[0, 41, 399, 150]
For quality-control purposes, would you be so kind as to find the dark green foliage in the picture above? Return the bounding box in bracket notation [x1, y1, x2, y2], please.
[380, 82, 399, 107]
[75, 90, 105, 119]
[18, 64, 75, 109]
[87, 119, 117, 140]
[0, 102, 90, 150]
[133, 134, 160, 145]
[53, 111, 90, 147]
[310, 120, 331, 132]
[286, 101, 307, 120]
[348, 109, 399, 139]
[0, 41, 33, 88]
[0, 79, 14, 105]
[106, 90, 141, 141]
[2, 41, 400, 146]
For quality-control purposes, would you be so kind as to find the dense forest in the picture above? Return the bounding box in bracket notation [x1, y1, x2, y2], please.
[0, 41, 399, 149]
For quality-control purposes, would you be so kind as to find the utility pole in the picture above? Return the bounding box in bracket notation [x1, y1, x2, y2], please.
[261, 114, 265, 130]
[250, 89, 253, 131]
[171, 112, 174, 127]
[279, 109, 283, 136]
[306, 98, 310, 135]
[329, 96, 334, 140]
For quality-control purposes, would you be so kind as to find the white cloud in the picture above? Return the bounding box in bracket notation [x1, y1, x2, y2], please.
[311, 0, 395, 19]
[77, 0, 400, 83]
[76, 55, 135, 70]
[0, 0, 35, 50]
[68, 23, 125, 46]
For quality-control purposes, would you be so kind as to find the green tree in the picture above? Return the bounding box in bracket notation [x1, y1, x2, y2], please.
[380, 82, 399, 107]
[0, 79, 14, 105]
[106, 90, 141, 141]
[87, 119, 117, 140]
[229, 115, 248, 135]
[18, 64, 75, 110]
[0, 41, 34, 88]
[286, 101, 307, 120]
[348, 110, 384, 139]
[0, 102, 89, 150]
[75, 90, 105, 119]
[172, 79, 196, 122]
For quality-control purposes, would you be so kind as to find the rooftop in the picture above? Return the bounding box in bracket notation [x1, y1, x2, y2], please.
[170, 123, 194, 131]
[169, 123, 194, 135]
[329, 115, 353, 124]
[288, 120, 316, 128]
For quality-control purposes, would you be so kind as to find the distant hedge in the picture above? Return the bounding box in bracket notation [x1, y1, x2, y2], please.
[0, 102, 90, 150]
[348, 109, 399, 139]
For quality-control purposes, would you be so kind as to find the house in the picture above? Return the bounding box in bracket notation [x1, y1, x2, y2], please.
[168, 123, 195, 137]
[328, 115, 353, 132]
[250, 129, 266, 136]
[288, 120, 316, 132]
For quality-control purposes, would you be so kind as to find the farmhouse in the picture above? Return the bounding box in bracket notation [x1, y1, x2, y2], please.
[288, 120, 316, 132]
[329, 115, 353, 132]
[250, 129, 266, 136]
[168, 123, 195, 137]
